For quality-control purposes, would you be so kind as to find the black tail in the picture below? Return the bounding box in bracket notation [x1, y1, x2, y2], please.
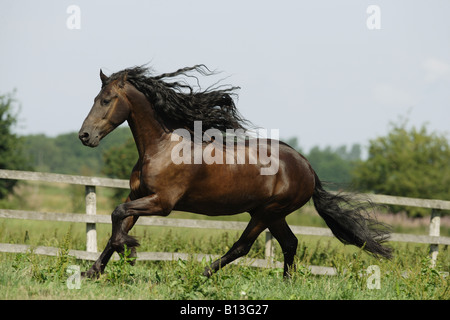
[312, 172, 392, 259]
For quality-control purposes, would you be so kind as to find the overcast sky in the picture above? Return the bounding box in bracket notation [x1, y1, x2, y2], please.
[1, 0, 449, 153]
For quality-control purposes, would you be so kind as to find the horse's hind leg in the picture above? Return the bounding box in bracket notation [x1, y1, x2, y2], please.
[203, 217, 267, 277]
[268, 218, 298, 278]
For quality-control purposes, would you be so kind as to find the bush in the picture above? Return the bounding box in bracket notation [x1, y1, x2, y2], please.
[352, 119, 450, 216]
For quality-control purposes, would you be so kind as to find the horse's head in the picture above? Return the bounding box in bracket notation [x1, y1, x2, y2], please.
[79, 70, 130, 147]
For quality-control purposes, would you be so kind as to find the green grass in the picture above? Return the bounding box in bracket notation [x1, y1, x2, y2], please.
[0, 181, 449, 299]
[1, 240, 448, 300]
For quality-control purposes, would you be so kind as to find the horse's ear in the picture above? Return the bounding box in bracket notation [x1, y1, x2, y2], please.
[100, 69, 108, 85]
[119, 72, 128, 88]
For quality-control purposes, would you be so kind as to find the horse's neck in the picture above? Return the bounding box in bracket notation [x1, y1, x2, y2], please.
[125, 86, 168, 160]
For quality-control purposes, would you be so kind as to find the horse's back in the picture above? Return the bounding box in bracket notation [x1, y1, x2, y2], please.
[172, 140, 315, 216]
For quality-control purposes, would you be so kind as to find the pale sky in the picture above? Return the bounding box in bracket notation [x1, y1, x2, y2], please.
[1, 0, 449, 152]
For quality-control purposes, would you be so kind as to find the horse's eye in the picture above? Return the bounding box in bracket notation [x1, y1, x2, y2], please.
[102, 99, 111, 105]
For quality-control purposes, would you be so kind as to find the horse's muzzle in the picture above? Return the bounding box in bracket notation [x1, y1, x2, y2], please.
[78, 130, 100, 147]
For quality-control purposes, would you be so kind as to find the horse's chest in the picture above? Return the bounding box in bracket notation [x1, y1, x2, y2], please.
[130, 161, 169, 196]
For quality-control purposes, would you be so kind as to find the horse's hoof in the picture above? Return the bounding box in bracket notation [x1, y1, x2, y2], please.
[81, 270, 100, 279]
[202, 267, 213, 278]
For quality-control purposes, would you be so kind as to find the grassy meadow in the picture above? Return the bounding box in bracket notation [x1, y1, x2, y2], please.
[0, 181, 448, 300]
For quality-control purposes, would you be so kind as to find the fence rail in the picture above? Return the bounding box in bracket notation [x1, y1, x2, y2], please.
[0, 169, 449, 274]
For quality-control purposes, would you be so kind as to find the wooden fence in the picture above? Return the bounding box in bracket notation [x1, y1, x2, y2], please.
[0, 169, 449, 275]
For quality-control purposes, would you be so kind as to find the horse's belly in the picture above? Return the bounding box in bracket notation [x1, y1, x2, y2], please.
[174, 168, 274, 215]
[174, 188, 268, 215]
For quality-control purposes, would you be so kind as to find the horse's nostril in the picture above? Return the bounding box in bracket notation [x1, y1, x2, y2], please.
[79, 132, 90, 141]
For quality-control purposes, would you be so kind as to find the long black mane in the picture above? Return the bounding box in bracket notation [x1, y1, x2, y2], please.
[105, 65, 250, 133]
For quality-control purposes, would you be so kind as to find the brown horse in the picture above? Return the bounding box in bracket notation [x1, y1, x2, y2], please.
[79, 65, 392, 278]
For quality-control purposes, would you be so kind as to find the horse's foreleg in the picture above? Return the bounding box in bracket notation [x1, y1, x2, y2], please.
[82, 240, 114, 278]
[109, 194, 170, 253]
[82, 214, 139, 278]
[82, 194, 145, 278]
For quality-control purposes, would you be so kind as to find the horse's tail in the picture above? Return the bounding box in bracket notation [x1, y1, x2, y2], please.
[312, 172, 393, 259]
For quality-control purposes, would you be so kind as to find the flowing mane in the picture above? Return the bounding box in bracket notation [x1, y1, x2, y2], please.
[105, 65, 250, 133]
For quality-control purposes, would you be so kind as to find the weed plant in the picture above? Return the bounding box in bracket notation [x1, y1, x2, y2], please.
[0, 182, 448, 299]
[1, 230, 448, 300]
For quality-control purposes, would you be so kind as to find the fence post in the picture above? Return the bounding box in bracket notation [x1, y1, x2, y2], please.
[265, 231, 274, 265]
[429, 209, 440, 267]
[85, 185, 97, 253]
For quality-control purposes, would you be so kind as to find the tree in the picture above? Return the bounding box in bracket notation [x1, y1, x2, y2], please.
[283, 137, 362, 190]
[0, 91, 29, 198]
[352, 120, 450, 216]
[22, 126, 134, 175]
[102, 137, 138, 180]
[284, 136, 304, 154]
[307, 144, 361, 190]
[102, 137, 138, 202]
